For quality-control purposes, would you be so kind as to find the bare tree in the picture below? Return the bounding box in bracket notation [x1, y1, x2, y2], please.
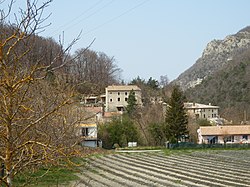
[159, 75, 169, 88]
[70, 49, 121, 94]
[0, 1, 80, 186]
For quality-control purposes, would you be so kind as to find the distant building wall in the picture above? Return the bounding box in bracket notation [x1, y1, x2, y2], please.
[185, 102, 219, 119]
[105, 85, 142, 112]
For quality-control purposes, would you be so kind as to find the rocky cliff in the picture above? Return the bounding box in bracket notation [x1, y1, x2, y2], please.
[172, 26, 250, 90]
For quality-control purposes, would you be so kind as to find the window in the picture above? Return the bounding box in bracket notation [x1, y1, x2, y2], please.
[208, 136, 218, 144]
[243, 135, 248, 140]
[203, 114, 206, 118]
[125, 98, 128, 101]
[224, 136, 234, 142]
[117, 107, 124, 111]
[118, 92, 120, 95]
[82, 128, 88, 136]
[118, 98, 120, 102]
[110, 99, 112, 102]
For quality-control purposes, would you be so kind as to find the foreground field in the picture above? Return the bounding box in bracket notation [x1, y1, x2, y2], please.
[73, 149, 250, 187]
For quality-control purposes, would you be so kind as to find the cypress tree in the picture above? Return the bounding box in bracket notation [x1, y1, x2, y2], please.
[165, 85, 188, 143]
[126, 89, 137, 116]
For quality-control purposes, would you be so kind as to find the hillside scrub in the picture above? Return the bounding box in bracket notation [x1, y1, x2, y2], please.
[186, 54, 250, 123]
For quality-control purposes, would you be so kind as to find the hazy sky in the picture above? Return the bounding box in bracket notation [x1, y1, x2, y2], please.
[14, 0, 250, 82]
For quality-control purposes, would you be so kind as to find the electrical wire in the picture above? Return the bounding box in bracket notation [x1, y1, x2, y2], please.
[82, 0, 150, 36]
[49, 0, 115, 37]
[52, 0, 103, 32]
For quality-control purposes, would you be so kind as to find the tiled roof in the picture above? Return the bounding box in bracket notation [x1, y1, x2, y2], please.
[200, 125, 250, 135]
[78, 123, 97, 127]
[185, 102, 219, 109]
[83, 106, 103, 114]
[103, 111, 123, 118]
[106, 85, 141, 91]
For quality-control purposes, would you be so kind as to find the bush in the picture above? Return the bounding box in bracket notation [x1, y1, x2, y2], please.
[197, 118, 211, 126]
[98, 115, 140, 149]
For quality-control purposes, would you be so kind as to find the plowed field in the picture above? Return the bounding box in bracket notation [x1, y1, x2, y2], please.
[74, 150, 250, 187]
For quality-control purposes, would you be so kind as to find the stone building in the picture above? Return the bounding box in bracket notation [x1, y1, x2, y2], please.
[105, 85, 142, 112]
[185, 102, 219, 119]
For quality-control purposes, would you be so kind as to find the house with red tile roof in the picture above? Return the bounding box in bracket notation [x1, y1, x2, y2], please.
[197, 125, 250, 144]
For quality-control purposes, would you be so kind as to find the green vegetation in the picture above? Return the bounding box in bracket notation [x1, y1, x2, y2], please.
[98, 115, 140, 149]
[186, 55, 250, 123]
[14, 165, 81, 186]
[165, 86, 188, 143]
[197, 118, 211, 126]
[126, 90, 137, 117]
[148, 122, 166, 146]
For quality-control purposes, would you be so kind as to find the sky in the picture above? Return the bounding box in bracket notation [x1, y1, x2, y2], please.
[5, 0, 250, 82]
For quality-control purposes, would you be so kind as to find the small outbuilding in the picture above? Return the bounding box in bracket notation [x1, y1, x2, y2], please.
[78, 123, 98, 147]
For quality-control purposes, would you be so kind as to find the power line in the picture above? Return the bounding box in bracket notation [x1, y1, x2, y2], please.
[49, 0, 115, 37]
[51, 0, 103, 30]
[82, 0, 150, 36]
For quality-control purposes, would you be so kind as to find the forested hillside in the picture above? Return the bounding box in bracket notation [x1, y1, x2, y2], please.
[185, 48, 250, 123]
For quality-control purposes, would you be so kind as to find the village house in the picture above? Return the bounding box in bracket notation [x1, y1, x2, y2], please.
[77, 123, 99, 147]
[197, 125, 250, 144]
[185, 102, 219, 119]
[105, 85, 142, 112]
[82, 95, 98, 105]
[76, 106, 103, 147]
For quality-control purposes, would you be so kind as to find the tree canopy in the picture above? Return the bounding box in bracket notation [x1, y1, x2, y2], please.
[70, 49, 121, 95]
[98, 115, 140, 149]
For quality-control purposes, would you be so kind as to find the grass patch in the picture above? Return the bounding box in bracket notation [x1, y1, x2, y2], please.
[14, 167, 80, 187]
[14, 158, 87, 187]
[163, 148, 195, 156]
[162, 145, 250, 156]
[13, 150, 111, 187]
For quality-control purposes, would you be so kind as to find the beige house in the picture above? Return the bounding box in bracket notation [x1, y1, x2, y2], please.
[197, 125, 250, 144]
[75, 106, 103, 147]
[105, 85, 142, 112]
[185, 102, 219, 119]
[77, 123, 99, 147]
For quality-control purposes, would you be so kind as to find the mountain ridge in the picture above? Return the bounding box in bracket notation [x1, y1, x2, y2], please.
[172, 26, 250, 90]
[174, 26, 250, 122]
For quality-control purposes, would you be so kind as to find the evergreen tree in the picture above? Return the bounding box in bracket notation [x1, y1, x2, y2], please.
[165, 86, 188, 143]
[147, 77, 159, 90]
[126, 89, 137, 116]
